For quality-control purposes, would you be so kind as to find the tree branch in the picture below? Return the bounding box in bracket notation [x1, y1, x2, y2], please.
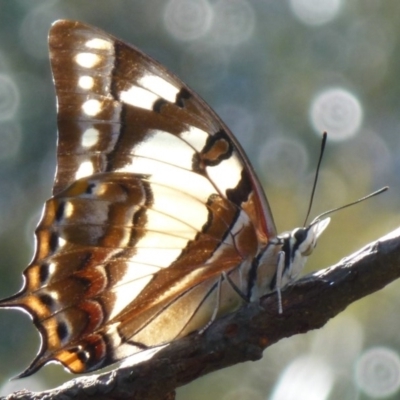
[4, 228, 400, 400]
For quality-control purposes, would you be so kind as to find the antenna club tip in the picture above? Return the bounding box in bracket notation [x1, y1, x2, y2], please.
[373, 186, 389, 196]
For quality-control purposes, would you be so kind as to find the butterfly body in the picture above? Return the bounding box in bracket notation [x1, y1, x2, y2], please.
[0, 20, 328, 377]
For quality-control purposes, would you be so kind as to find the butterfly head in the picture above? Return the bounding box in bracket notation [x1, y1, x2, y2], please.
[288, 217, 331, 258]
[250, 217, 330, 304]
[266, 217, 330, 312]
[276, 218, 330, 284]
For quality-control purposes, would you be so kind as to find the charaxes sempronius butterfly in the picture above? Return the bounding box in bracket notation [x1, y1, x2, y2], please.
[0, 20, 332, 377]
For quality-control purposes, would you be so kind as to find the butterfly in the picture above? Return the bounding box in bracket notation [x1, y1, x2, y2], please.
[0, 20, 330, 378]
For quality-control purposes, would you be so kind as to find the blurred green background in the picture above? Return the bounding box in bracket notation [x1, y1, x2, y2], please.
[0, 1, 399, 399]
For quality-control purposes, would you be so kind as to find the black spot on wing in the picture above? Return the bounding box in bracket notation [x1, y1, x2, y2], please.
[39, 263, 50, 284]
[175, 88, 191, 107]
[86, 183, 96, 194]
[49, 232, 59, 253]
[38, 293, 55, 308]
[226, 169, 252, 206]
[55, 202, 65, 222]
[74, 276, 93, 292]
[73, 347, 89, 363]
[56, 321, 69, 342]
[153, 98, 168, 113]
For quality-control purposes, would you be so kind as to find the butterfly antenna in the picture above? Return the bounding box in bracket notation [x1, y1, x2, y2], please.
[303, 132, 328, 226]
[310, 186, 388, 225]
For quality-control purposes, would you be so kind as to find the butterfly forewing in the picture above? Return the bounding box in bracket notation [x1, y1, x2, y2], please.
[0, 20, 278, 376]
[50, 20, 275, 238]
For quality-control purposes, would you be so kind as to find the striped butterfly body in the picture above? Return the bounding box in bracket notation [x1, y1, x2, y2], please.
[0, 20, 329, 377]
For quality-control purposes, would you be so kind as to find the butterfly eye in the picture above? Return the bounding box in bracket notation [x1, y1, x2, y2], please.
[293, 227, 307, 244]
[292, 227, 316, 256]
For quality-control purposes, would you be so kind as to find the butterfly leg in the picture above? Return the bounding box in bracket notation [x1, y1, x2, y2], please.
[222, 271, 249, 303]
[276, 251, 285, 314]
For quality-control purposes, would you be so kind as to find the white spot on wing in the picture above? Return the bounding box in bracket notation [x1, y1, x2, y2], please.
[49, 290, 59, 301]
[78, 76, 94, 90]
[75, 160, 94, 179]
[48, 263, 56, 275]
[138, 75, 180, 102]
[120, 86, 159, 110]
[81, 127, 100, 148]
[206, 153, 243, 193]
[134, 130, 194, 170]
[75, 52, 101, 68]
[180, 126, 209, 151]
[58, 237, 67, 248]
[82, 99, 102, 116]
[64, 202, 74, 218]
[85, 38, 112, 50]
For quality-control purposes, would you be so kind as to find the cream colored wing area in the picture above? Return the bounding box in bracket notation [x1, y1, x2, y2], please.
[112, 265, 247, 363]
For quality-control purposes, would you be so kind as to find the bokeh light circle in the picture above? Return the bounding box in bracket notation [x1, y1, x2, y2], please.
[310, 88, 363, 141]
[271, 355, 334, 400]
[0, 74, 20, 121]
[0, 121, 22, 160]
[290, 0, 342, 26]
[19, 2, 61, 60]
[212, 0, 255, 45]
[163, 0, 213, 41]
[258, 136, 308, 187]
[355, 347, 400, 398]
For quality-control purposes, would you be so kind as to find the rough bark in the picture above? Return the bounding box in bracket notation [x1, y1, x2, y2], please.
[3, 227, 400, 400]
